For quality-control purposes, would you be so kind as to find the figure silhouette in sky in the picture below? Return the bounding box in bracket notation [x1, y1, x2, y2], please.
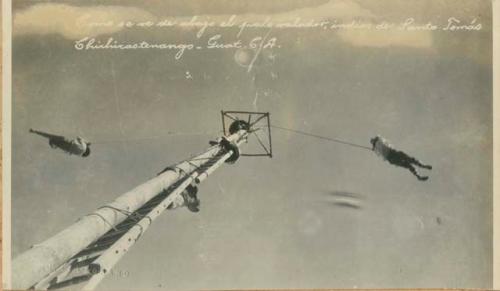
[30, 129, 91, 157]
[371, 135, 432, 181]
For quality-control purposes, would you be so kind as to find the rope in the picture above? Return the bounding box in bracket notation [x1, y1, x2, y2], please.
[98, 205, 132, 216]
[271, 125, 372, 151]
[91, 131, 223, 145]
[82, 124, 371, 152]
[98, 205, 144, 223]
[84, 213, 118, 231]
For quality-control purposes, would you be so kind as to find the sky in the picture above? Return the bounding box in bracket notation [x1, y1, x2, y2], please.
[10, 0, 493, 289]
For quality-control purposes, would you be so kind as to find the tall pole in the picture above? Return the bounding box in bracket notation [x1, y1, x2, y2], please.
[11, 130, 249, 290]
[82, 136, 247, 290]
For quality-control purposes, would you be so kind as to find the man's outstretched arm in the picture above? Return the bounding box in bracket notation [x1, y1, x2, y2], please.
[29, 129, 64, 140]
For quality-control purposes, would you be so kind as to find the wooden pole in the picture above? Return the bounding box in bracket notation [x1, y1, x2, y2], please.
[11, 130, 248, 289]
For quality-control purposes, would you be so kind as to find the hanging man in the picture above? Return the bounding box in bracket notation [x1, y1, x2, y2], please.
[30, 128, 91, 157]
[370, 135, 432, 181]
[167, 185, 200, 213]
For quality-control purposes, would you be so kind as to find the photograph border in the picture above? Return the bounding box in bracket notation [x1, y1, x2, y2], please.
[2, 0, 499, 289]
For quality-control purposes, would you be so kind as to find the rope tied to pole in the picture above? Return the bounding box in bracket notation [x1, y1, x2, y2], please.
[271, 125, 372, 151]
[90, 131, 223, 145]
[83, 213, 119, 231]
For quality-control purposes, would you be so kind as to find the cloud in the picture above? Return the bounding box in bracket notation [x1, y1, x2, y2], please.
[13, 1, 373, 40]
[263, 0, 375, 21]
[194, 0, 375, 24]
[275, 1, 432, 49]
[14, 4, 156, 40]
[331, 0, 491, 51]
[12, 1, 450, 50]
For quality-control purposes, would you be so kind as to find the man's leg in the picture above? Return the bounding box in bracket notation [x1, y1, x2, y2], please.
[408, 156, 432, 170]
[387, 150, 410, 167]
[48, 136, 68, 149]
[387, 151, 428, 181]
[407, 164, 428, 181]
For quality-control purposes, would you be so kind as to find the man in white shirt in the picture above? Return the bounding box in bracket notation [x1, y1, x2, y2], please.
[370, 135, 432, 181]
[30, 129, 91, 157]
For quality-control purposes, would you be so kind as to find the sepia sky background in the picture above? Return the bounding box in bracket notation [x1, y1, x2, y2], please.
[10, 0, 493, 289]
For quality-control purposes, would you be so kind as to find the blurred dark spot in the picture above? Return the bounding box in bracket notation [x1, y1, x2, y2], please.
[325, 190, 364, 199]
[332, 201, 362, 210]
[319, 190, 364, 210]
[436, 217, 442, 225]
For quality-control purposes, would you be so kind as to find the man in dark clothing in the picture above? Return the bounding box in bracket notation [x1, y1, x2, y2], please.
[371, 135, 432, 181]
[30, 129, 91, 157]
[167, 185, 200, 213]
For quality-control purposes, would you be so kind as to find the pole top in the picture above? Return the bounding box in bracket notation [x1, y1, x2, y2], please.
[221, 111, 273, 158]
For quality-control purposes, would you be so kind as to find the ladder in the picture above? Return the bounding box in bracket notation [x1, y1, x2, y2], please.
[11, 111, 272, 290]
